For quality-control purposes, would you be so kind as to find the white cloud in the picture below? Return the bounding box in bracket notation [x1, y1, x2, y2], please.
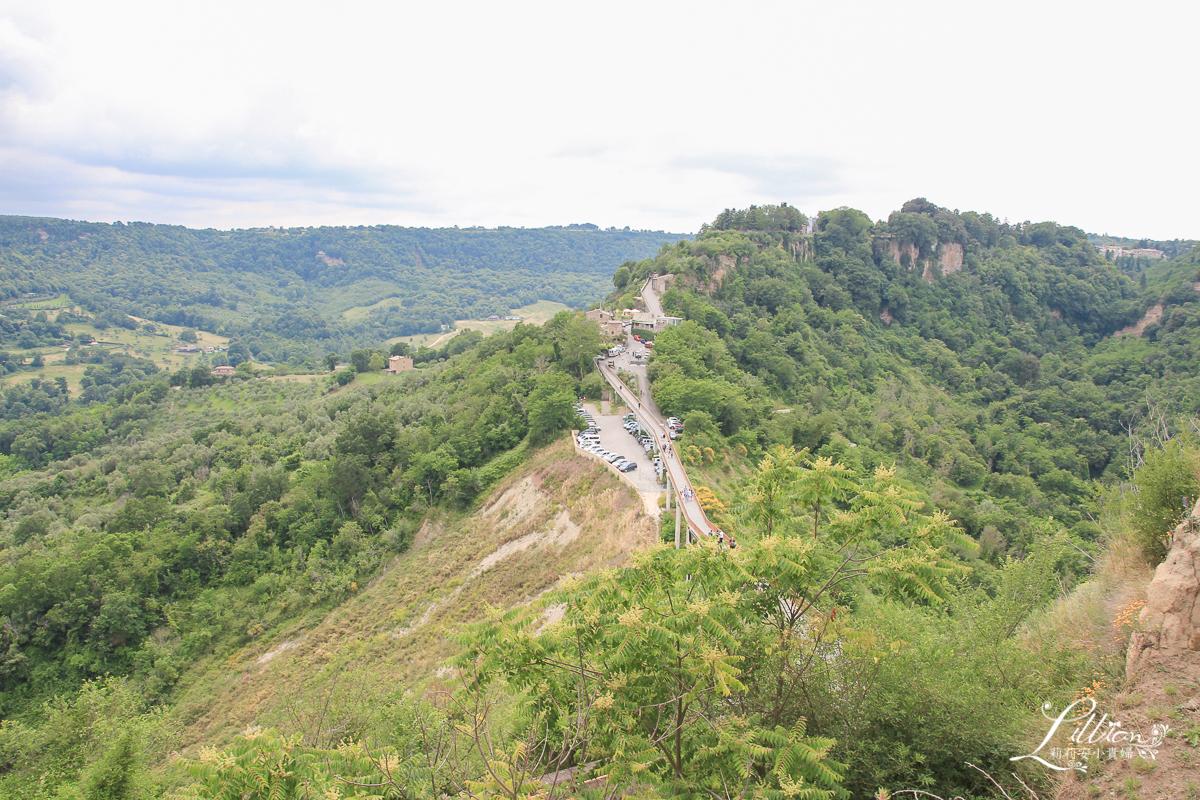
[0, 0, 1196, 238]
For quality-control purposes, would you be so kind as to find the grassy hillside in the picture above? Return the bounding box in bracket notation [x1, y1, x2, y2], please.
[0, 306, 229, 394]
[168, 437, 656, 751]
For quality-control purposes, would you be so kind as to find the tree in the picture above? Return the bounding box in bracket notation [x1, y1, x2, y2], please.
[548, 312, 603, 380]
[793, 454, 855, 538]
[743, 445, 803, 536]
[180, 329, 198, 343]
[188, 366, 215, 389]
[76, 726, 139, 800]
[613, 264, 631, 288]
[179, 727, 401, 799]
[454, 463, 973, 800]
[349, 349, 373, 373]
[456, 546, 850, 800]
[887, 212, 939, 255]
[226, 340, 251, 367]
[525, 373, 577, 446]
[324, 352, 340, 371]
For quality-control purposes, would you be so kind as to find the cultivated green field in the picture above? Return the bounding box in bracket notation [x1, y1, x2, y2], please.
[1, 292, 73, 310]
[387, 300, 571, 348]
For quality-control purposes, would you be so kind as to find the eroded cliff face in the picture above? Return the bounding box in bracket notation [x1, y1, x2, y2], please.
[1136, 506, 1200, 653]
[887, 239, 964, 284]
[886, 240, 920, 268]
[938, 241, 964, 274]
[1071, 508, 1200, 800]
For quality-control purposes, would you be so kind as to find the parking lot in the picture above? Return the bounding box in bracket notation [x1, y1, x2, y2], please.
[578, 402, 663, 495]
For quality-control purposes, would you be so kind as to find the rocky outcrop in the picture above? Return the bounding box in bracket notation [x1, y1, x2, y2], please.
[1134, 507, 1200, 658]
[938, 242, 963, 274]
[887, 239, 964, 284]
[712, 256, 736, 286]
[887, 240, 920, 268]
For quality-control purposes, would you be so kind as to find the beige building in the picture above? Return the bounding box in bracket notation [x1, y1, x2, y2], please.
[387, 355, 414, 374]
[630, 312, 683, 333]
[603, 320, 626, 338]
[586, 308, 614, 323]
[1096, 244, 1164, 260]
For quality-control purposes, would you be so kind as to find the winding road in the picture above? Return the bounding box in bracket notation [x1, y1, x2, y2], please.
[594, 276, 728, 547]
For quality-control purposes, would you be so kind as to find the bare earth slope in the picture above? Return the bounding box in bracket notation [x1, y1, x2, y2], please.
[169, 438, 656, 751]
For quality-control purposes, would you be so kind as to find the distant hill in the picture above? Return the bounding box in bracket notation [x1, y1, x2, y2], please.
[0, 216, 690, 363]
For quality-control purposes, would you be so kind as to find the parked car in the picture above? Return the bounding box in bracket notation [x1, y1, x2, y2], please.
[619, 461, 637, 472]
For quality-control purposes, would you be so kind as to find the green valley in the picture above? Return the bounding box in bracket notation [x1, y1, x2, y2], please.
[0, 202, 1197, 799]
[0, 216, 686, 367]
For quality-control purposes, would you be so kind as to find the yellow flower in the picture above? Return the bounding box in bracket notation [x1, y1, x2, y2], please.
[618, 607, 644, 627]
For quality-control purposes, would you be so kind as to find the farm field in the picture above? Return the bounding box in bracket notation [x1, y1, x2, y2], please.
[339, 293, 401, 321]
[0, 292, 73, 311]
[387, 300, 570, 349]
[0, 307, 230, 393]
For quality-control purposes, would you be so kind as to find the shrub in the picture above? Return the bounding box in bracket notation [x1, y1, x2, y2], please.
[1127, 435, 1200, 562]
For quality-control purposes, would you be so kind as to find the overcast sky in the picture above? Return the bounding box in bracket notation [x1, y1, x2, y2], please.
[1, 1, 1196, 238]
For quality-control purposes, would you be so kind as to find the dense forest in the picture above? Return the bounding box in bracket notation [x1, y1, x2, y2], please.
[0, 200, 1197, 799]
[610, 200, 1200, 564]
[0, 216, 685, 364]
